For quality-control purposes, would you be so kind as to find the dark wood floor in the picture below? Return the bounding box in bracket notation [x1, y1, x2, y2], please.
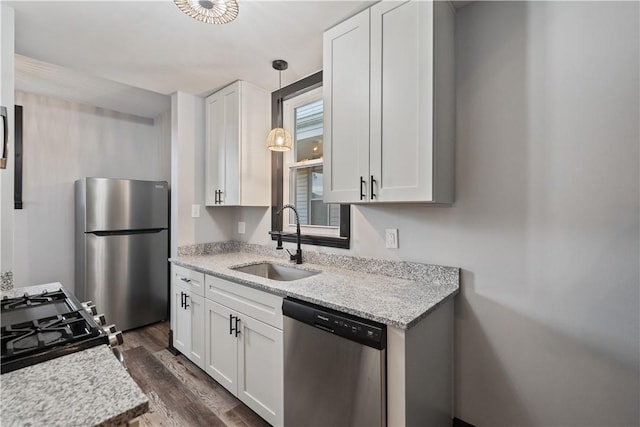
[122, 321, 270, 427]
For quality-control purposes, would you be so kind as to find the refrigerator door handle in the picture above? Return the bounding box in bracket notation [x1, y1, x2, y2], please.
[1, 106, 8, 169]
[89, 228, 166, 236]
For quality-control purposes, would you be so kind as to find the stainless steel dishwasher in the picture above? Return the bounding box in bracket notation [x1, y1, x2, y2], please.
[282, 297, 387, 427]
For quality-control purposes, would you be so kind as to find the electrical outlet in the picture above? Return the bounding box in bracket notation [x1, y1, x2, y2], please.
[191, 204, 200, 218]
[385, 228, 399, 249]
[238, 221, 246, 234]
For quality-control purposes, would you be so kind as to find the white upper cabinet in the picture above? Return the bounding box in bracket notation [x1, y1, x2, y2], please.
[323, 0, 455, 204]
[323, 8, 370, 203]
[205, 81, 271, 206]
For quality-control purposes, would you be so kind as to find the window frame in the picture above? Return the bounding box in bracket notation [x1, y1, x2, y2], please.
[270, 71, 350, 249]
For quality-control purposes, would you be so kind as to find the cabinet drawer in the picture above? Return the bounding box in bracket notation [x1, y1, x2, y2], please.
[173, 265, 205, 297]
[205, 275, 283, 330]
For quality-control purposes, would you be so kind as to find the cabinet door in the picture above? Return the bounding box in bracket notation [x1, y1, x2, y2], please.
[370, 0, 435, 202]
[221, 83, 241, 205]
[172, 281, 190, 355]
[205, 90, 226, 206]
[323, 9, 371, 204]
[205, 299, 238, 395]
[237, 315, 283, 427]
[188, 293, 205, 370]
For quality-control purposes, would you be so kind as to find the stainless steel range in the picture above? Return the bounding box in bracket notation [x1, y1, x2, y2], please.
[0, 288, 123, 374]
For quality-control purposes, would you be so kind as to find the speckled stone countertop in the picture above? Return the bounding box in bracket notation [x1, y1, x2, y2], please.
[171, 247, 459, 329]
[1, 283, 149, 427]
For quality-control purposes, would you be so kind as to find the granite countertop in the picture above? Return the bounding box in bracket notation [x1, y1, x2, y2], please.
[1, 283, 149, 427]
[171, 251, 459, 329]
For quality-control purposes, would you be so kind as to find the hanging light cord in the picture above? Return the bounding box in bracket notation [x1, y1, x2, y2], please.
[278, 69, 283, 128]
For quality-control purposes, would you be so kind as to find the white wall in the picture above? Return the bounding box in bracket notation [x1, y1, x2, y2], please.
[12, 91, 171, 293]
[0, 5, 15, 276]
[170, 91, 234, 256]
[236, 1, 640, 424]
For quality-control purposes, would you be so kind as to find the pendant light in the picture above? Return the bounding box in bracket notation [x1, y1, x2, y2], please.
[173, 0, 239, 25]
[267, 60, 293, 152]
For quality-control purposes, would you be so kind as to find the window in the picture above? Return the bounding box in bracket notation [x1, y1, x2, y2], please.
[282, 88, 340, 237]
[270, 71, 350, 249]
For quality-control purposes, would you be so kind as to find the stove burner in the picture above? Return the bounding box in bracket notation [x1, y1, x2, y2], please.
[2, 312, 94, 356]
[1, 290, 65, 311]
[1, 289, 109, 374]
[12, 331, 63, 351]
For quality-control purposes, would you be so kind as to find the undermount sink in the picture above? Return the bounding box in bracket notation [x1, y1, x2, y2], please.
[231, 262, 319, 281]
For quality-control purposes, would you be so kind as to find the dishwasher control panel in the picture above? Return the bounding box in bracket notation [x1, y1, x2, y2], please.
[283, 297, 386, 350]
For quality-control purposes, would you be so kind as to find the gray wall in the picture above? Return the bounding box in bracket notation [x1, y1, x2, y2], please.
[236, 1, 640, 424]
[356, 2, 638, 425]
[13, 91, 171, 293]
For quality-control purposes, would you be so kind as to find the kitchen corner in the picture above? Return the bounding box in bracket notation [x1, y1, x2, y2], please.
[0, 283, 149, 426]
[170, 241, 460, 426]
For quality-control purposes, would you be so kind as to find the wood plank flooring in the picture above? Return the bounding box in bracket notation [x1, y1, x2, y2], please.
[122, 321, 270, 427]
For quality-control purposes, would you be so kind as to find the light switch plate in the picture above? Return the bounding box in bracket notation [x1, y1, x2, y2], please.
[238, 221, 246, 234]
[191, 204, 200, 218]
[385, 228, 399, 249]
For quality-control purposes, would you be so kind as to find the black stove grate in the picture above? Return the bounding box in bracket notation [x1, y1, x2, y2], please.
[2, 311, 97, 356]
[1, 290, 67, 311]
[0, 289, 109, 374]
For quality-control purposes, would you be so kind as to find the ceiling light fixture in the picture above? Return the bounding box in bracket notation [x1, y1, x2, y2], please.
[173, 0, 239, 25]
[267, 60, 293, 152]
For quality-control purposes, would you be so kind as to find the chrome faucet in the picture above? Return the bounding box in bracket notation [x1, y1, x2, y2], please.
[274, 204, 303, 264]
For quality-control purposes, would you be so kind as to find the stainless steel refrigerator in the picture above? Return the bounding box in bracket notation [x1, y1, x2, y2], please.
[75, 177, 169, 331]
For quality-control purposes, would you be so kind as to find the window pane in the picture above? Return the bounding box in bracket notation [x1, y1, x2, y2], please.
[294, 99, 323, 162]
[289, 165, 340, 227]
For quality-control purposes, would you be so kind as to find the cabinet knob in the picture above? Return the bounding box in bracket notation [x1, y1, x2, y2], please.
[360, 177, 366, 200]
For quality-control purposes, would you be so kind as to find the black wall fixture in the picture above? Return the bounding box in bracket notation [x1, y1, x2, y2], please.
[14, 105, 23, 209]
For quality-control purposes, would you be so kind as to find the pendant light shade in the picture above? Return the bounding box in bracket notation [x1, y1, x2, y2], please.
[266, 127, 293, 152]
[174, 0, 239, 25]
[267, 59, 293, 152]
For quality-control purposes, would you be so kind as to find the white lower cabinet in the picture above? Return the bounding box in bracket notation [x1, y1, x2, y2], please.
[204, 299, 237, 391]
[171, 268, 205, 370]
[204, 284, 284, 427]
[172, 265, 283, 427]
[205, 299, 283, 425]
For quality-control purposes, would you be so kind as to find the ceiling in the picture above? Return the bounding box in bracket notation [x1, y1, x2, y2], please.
[7, 1, 469, 118]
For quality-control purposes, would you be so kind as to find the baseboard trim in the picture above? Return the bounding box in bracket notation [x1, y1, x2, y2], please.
[453, 417, 476, 427]
[167, 329, 179, 355]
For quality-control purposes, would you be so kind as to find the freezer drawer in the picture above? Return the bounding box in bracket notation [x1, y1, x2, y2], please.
[83, 229, 168, 331]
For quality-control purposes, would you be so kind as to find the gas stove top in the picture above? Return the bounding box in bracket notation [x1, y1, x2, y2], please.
[1, 288, 120, 374]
